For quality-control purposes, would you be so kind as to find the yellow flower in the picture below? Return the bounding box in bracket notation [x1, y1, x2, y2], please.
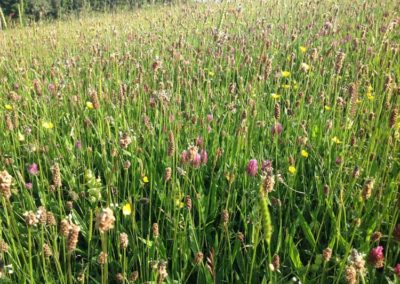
[366, 93, 374, 101]
[18, 132, 25, 142]
[288, 166, 297, 174]
[271, 93, 281, 99]
[300, 46, 307, 53]
[142, 176, 149, 183]
[368, 85, 373, 92]
[5, 104, 13, 111]
[301, 150, 309, 158]
[324, 105, 332, 111]
[175, 198, 184, 209]
[122, 203, 132, 216]
[42, 121, 54, 129]
[208, 71, 215, 77]
[331, 136, 342, 144]
[281, 71, 291, 78]
[283, 84, 290, 89]
[86, 102, 94, 109]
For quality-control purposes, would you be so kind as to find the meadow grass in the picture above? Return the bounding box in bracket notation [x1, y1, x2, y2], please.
[0, 0, 400, 283]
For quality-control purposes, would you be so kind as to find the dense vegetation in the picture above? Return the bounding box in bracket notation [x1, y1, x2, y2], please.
[0, 0, 175, 22]
[0, 0, 400, 283]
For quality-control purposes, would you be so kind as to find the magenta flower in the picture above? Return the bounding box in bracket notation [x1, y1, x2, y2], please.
[192, 153, 202, 168]
[25, 182, 33, 190]
[196, 136, 204, 147]
[246, 159, 258, 177]
[369, 246, 384, 268]
[75, 140, 82, 149]
[207, 114, 213, 122]
[181, 150, 189, 163]
[200, 150, 208, 164]
[395, 264, 400, 277]
[271, 123, 283, 135]
[27, 163, 39, 175]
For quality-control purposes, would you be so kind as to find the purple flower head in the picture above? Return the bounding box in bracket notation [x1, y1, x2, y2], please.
[196, 136, 204, 148]
[246, 159, 258, 177]
[25, 182, 33, 190]
[75, 140, 82, 149]
[395, 264, 400, 278]
[27, 163, 39, 175]
[200, 150, 208, 164]
[271, 123, 283, 135]
[192, 153, 202, 168]
[335, 156, 343, 165]
[207, 126, 212, 133]
[207, 114, 213, 122]
[369, 246, 384, 268]
[181, 150, 189, 164]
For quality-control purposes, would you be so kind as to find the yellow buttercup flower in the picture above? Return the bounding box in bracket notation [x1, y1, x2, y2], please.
[142, 176, 149, 183]
[5, 104, 13, 111]
[281, 71, 291, 78]
[18, 132, 25, 142]
[366, 93, 374, 101]
[86, 102, 94, 109]
[175, 198, 184, 208]
[122, 203, 132, 216]
[331, 136, 342, 144]
[288, 166, 297, 174]
[208, 71, 215, 77]
[324, 106, 332, 111]
[301, 150, 309, 158]
[271, 93, 281, 99]
[42, 121, 54, 129]
[300, 46, 307, 53]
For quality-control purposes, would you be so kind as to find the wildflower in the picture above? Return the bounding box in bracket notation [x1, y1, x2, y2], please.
[200, 150, 208, 164]
[331, 136, 342, 144]
[271, 93, 280, 99]
[98, 252, 108, 265]
[120, 233, 129, 249]
[207, 114, 213, 122]
[0, 170, 13, 200]
[180, 150, 189, 163]
[281, 71, 291, 77]
[4, 104, 13, 111]
[246, 159, 258, 177]
[323, 248, 332, 262]
[25, 182, 33, 190]
[192, 153, 201, 168]
[122, 203, 132, 216]
[86, 102, 94, 109]
[142, 176, 149, 183]
[271, 122, 283, 135]
[67, 224, 81, 253]
[395, 264, 400, 278]
[300, 46, 307, 53]
[325, 105, 332, 111]
[95, 207, 116, 234]
[18, 132, 25, 141]
[369, 246, 384, 268]
[27, 163, 39, 175]
[367, 93, 374, 100]
[288, 166, 296, 174]
[23, 211, 38, 227]
[301, 150, 309, 158]
[42, 121, 54, 129]
[283, 84, 290, 89]
[208, 71, 215, 77]
[345, 265, 357, 284]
